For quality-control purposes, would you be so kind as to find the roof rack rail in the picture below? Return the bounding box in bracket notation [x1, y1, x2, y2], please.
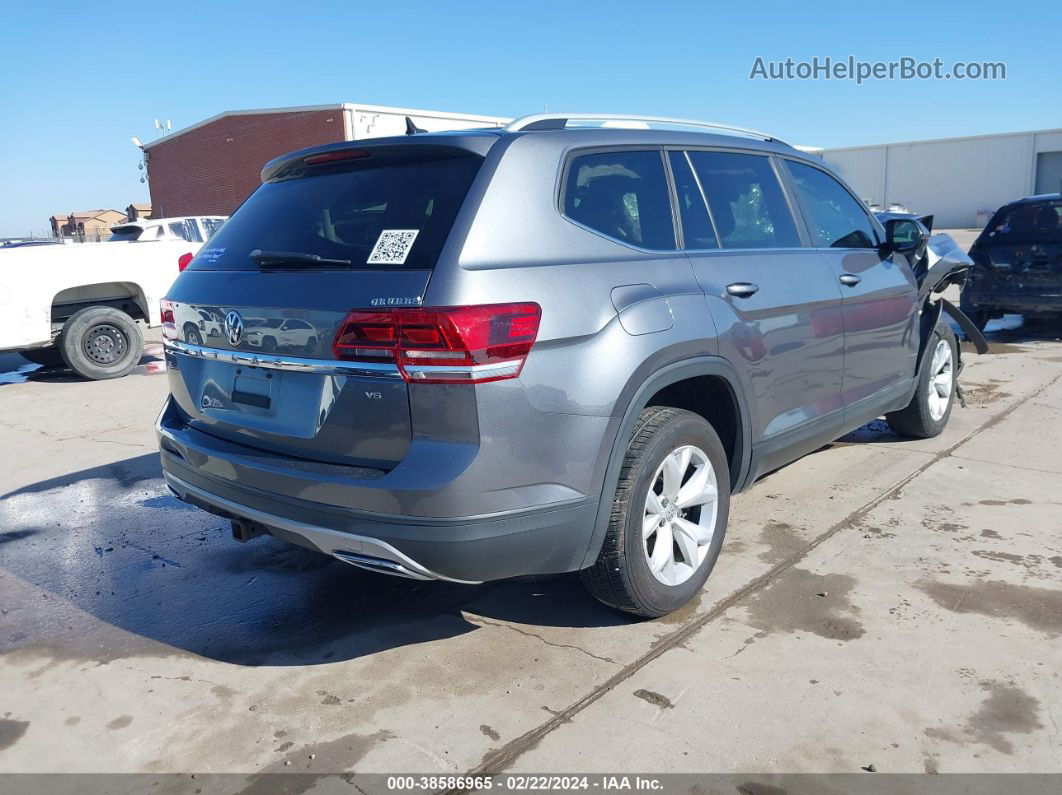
[505, 113, 785, 144]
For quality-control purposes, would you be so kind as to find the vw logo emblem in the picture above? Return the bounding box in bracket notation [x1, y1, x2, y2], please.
[225, 311, 244, 346]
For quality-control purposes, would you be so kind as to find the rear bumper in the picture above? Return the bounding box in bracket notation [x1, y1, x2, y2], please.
[963, 290, 1062, 315]
[157, 404, 600, 582]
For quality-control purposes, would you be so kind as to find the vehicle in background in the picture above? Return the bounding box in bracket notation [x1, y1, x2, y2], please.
[1, 240, 62, 249]
[108, 216, 227, 244]
[243, 317, 318, 354]
[0, 217, 226, 379]
[158, 114, 982, 617]
[962, 194, 1062, 329]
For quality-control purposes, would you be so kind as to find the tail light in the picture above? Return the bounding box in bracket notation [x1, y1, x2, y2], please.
[178, 252, 194, 272]
[160, 299, 177, 340]
[333, 303, 541, 384]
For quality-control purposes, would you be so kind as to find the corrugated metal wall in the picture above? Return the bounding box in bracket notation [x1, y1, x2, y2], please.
[822, 130, 1062, 228]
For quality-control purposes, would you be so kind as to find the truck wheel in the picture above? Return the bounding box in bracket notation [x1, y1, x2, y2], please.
[886, 320, 958, 438]
[183, 324, 204, 346]
[20, 348, 66, 367]
[581, 407, 730, 617]
[59, 306, 144, 380]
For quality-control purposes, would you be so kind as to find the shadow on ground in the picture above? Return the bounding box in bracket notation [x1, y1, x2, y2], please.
[0, 455, 632, 670]
[0, 346, 165, 386]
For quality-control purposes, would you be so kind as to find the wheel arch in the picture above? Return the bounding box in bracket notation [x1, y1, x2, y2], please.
[578, 355, 751, 569]
[51, 281, 150, 323]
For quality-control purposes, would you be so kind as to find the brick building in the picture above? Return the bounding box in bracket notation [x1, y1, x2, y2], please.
[142, 103, 509, 218]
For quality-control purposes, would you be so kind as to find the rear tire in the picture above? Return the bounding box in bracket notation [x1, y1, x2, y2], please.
[581, 407, 730, 617]
[20, 347, 65, 367]
[886, 319, 958, 439]
[58, 306, 144, 380]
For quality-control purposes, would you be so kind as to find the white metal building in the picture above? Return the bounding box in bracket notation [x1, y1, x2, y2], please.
[820, 128, 1062, 228]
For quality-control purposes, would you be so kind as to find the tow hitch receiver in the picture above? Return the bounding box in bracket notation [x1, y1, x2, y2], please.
[231, 518, 268, 543]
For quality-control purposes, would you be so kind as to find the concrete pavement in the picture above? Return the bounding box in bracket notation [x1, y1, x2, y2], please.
[0, 320, 1060, 779]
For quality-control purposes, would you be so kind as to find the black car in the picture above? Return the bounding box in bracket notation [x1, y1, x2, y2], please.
[961, 194, 1062, 329]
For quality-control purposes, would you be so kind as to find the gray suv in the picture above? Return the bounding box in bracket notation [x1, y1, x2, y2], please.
[158, 114, 963, 616]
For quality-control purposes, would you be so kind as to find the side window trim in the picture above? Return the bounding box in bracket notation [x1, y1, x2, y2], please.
[660, 148, 686, 250]
[779, 156, 883, 249]
[769, 155, 813, 248]
[670, 149, 722, 251]
[558, 145, 681, 254]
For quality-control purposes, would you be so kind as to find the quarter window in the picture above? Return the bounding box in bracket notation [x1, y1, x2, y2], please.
[784, 160, 879, 249]
[169, 220, 203, 243]
[687, 151, 801, 249]
[564, 151, 676, 250]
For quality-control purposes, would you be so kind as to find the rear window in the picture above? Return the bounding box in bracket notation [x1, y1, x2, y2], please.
[982, 202, 1062, 245]
[188, 153, 483, 271]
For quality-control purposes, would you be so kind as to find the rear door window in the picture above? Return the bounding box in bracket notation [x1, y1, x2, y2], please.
[784, 160, 879, 249]
[687, 151, 801, 249]
[187, 152, 483, 271]
[563, 150, 676, 250]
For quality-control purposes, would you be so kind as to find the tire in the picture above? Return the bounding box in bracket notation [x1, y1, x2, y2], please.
[20, 347, 65, 367]
[886, 320, 958, 439]
[261, 336, 277, 352]
[581, 407, 731, 617]
[183, 325, 204, 346]
[58, 306, 144, 380]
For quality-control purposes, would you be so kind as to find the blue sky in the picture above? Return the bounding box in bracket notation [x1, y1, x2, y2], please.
[1, 0, 1058, 237]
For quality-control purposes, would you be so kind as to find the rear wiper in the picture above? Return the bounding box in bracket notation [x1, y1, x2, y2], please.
[249, 249, 352, 269]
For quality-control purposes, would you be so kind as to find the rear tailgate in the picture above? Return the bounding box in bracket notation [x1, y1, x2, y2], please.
[165, 269, 431, 467]
[162, 143, 489, 468]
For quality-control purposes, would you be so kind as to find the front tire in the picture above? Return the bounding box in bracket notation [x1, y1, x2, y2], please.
[886, 319, 957, 438]
[581, 407, 730, 617]
[58, 306, 144, 380]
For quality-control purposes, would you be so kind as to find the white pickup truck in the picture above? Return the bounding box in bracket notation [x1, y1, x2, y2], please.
[0, 216, 226, 379]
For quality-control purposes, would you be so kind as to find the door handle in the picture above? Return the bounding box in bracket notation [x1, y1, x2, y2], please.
[725, 282, 759, 298]
[839, 273, 862, 287]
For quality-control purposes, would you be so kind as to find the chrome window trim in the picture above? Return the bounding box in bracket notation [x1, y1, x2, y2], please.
[163, 339, 402, 378]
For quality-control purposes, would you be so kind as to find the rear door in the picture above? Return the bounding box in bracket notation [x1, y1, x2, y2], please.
[163, 146, 486, 468]
[674, 149, 845, 443]
[780, 159, 919, 409]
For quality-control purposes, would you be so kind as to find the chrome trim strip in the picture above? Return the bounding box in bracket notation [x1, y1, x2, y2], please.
[163, 338, 401, 378]
[402, 359, 522, 380]
[163, 472, 481, 585]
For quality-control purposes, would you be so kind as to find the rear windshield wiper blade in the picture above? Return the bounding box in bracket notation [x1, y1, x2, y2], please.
[249, 249, 352, 269]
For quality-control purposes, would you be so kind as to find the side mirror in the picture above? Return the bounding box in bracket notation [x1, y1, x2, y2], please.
[883, 218, 925, 256]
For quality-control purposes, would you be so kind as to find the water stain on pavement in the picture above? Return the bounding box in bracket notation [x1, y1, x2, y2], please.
[742, 568, 865, 641]
[238, 728, 394, 792]
[756, 521, 807, 565]
[925, 680, 1043, 755]
[916, 579, 1062, 635]
[0, 718, 29, 751]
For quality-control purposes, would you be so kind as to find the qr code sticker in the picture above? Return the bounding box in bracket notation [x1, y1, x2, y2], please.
[367, 230, 419, 265]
